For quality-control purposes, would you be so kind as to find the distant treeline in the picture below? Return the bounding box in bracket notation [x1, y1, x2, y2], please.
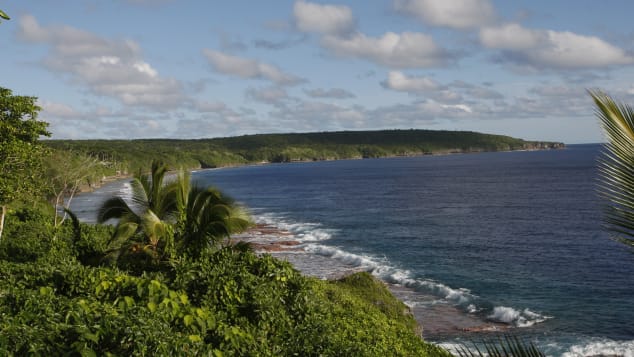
[44, 129, 564, 177]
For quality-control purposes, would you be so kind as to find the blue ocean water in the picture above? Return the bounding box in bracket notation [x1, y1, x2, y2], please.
[72, 144, 634, 356]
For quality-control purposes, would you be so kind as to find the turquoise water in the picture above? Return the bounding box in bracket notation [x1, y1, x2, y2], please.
[72, 144, 634, 356]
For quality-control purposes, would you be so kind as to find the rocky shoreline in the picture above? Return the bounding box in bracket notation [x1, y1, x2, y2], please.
[233, 223, 512, 339]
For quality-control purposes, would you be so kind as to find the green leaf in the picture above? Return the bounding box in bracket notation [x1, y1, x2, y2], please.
[124, 296, 135, 307]
[83, 332, 99, 343]
[80, 348, 97, 357]
[147, 301, 157, 312]
[183, 314, 194, 327]
[0, 10, 9, 21]
[188, 334, 202, 343]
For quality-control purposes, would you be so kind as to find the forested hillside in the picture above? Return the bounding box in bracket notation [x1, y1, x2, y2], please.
[45, 129, 564, 176]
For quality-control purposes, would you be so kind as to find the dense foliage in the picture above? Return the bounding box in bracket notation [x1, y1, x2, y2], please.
[44, 129, 564, 175]
[0, 87, 51, 240]
[0, 206, 449, 356]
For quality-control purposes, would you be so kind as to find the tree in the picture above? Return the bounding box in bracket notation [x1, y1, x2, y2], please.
[0, 87, 50, 241]
[590, 90, 634, 247]
[97, 160, 251, 264]
[97, 160, 178, 262]
[44, 150, 101, 228]
[173, 170, 251, 258]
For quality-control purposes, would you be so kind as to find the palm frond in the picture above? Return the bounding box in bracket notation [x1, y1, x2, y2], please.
[129, 177, 150, 211]
[590, 90, 634, 246]
[63, 207, 82, 242]
[97, 197, 136, 223]
[108, 221, 139, 248]
[457, 336, 545, 357]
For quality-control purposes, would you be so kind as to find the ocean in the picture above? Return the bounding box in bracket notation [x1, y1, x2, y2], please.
[71, 144, 634, 356]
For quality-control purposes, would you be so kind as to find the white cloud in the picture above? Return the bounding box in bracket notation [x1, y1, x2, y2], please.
[293, 0, 355, 35]
[203, 49, 305, 85]
[18, 15, 185, 109]
[321, 31, 449, 68]
[246, 86, 290, 105]
[394, 0, 495, 29]
[382, 71, 440, 92]
[480, 23, 634, 69]
[39, 100, 83, 119]
[304, 87, 356, 99]
[269, 100, 366, 131]
[193, 100, 228, 113]
[480, 23, 542, 50]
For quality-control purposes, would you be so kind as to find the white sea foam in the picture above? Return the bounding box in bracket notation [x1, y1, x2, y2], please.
[255, 212, 552, 330]
[253, 213, 335, 242]
[488, 306, 551, 327]
[561, 339, 634, 357]
[303, 243, 477, 306]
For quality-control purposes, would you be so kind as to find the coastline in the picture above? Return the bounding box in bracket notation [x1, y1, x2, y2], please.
[67, 144, 634, 356]
[71, 146, 566, 337]
[76, 143, 566, 196]
[233, 223, 512, 339]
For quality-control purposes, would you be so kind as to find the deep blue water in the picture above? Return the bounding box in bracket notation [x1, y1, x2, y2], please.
[73, 144, 634, 356]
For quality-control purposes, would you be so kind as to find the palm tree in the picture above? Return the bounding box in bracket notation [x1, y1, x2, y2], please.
[97, 160, 178, 262]
[590, 90, 634, 247]
[98, 160, 251, 263]
[173, 170, 251, 258]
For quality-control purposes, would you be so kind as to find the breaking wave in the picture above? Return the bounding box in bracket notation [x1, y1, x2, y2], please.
[253, 211, 550, 329]
[487, 306, 552, 327]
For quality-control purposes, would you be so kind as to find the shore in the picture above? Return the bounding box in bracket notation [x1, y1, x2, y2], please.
[233, 223, 511, 339]
[78, 144, 566, 196]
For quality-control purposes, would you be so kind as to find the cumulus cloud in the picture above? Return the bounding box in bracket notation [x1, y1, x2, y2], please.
[321, 31, 450, 68]
[203, 49, 305, 85]
[267, 99, 366, 131]
[39, 100, 84, 119]
[480, 23, 634, 69]
[292, 1, 451, 69]
[394, 0, 496, 29]
[246, 86, 290, 105]
[293, 0, 355, 35]
[381, 71, 440, 92]
[303, 87, 355, 99]
[18, 15, 185, 109]
[193, 100, 228, 113]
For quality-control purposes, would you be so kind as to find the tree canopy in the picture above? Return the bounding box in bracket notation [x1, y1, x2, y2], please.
[0, 87, 50, 240]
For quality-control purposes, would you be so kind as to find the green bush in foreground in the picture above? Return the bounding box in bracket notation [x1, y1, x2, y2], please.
[0, 217, 447, 356]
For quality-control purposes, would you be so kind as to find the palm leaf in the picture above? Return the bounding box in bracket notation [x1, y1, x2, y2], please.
[108, 222, 139, 247]
[128, 177, 150, 212]
[97, 196, 136, 223]
[0, 10, 10, 21]
[590, 90, 634, 246]
[457, 336, 545, 357]
[63, 207, 82, 243]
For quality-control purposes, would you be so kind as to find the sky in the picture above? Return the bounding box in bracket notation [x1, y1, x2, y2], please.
[2, 1, 634, 144]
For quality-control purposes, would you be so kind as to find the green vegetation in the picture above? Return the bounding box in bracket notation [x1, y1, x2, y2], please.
[0, 87, 50, 241]
[44, 129, 564, 177]
[591, 90, 634, 247]
[0, 205, 449, 356]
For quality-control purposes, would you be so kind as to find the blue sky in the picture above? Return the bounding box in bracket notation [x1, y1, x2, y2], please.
[1, 0, 634, 143]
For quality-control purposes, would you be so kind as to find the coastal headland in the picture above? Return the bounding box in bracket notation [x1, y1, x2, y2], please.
[45, 129, 565, 193]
